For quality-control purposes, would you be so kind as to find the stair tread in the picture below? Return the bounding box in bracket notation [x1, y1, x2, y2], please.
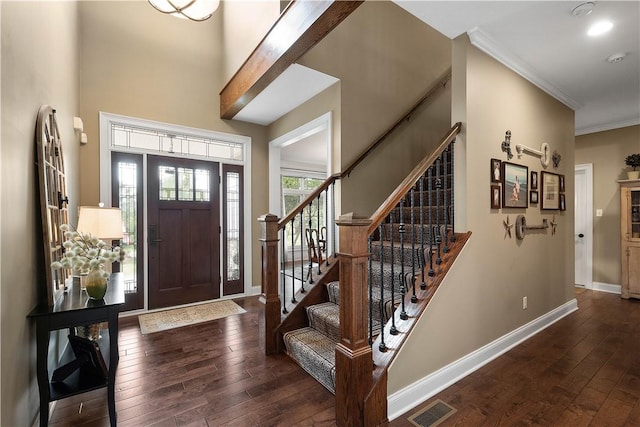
[307, 302, 340, 342]
[283, 327, 336, 393]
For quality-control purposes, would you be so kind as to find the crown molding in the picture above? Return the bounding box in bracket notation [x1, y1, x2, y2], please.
[576, 117, 640, 136]
[467, 27, 583, 111]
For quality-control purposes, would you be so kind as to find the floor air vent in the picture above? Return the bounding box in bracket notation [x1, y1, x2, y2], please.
[407, 399, 457, 427]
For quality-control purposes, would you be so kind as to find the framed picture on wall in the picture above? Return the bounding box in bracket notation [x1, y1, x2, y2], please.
[530, 171, 538, 190]
[491, 158, 501, 183]
[541, 171, 560, 210]
[502, 162, 528, 208]
[559, 174, 565, 193]
[560, 193, 566, 211]
[530, 190, 539, 204]
[490, 184, 501, 209]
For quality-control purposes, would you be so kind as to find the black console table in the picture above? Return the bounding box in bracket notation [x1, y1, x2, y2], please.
[28, 273, 125, 426]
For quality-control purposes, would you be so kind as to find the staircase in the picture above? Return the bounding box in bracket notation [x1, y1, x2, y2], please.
[259, 123, 464, 425]
[282, 158, 454, 394]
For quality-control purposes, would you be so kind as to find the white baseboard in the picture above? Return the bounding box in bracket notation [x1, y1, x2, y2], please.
[592, 282, 621, 295]
[251, 285, 262, 296]
[387, 298, 579, 420]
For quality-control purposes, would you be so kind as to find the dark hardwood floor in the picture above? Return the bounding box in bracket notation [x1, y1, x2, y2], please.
[49, 289, 639, 426]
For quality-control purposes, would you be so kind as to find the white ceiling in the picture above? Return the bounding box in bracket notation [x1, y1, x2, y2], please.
[234, 1, 639, 137]
[394, 0, 640, 135]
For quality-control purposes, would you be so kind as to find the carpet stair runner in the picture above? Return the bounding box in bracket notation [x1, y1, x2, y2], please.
[283, 163, 452, 394]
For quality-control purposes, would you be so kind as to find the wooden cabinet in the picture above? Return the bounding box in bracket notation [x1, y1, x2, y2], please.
[620, 179, 640, 299]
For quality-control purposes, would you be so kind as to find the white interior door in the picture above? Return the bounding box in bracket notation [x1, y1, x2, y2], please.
[575, 164, 593, 288]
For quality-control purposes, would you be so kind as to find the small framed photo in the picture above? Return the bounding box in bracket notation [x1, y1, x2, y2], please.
[490, 184, 501, 209]
[559, 174, 565, 193]
[530, 190, 539, 204]
[491, 158, 501, 183]
[541, 171, 560, 210]
[502, 162, 528, 209]
[530, 171, 538, 190]
[560, 193, 566, 211]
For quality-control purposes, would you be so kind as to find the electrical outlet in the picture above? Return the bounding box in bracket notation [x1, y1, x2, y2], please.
[523, 296, 528, 310]
[596, 209, 603, 217]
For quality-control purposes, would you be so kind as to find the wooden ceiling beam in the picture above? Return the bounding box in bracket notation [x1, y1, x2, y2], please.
[219, 0, 362, 120]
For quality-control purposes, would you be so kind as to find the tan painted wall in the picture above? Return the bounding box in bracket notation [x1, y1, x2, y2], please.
[1, 2, 79, 424]
[78, 1, 269, 287]
[221, 1, 280, 84]
[575, 125, 640, 284]
[299, 1, 452, 216]
[388, 36, 576, 394]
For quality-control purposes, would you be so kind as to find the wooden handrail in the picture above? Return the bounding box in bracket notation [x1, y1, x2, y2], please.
[341, 68, 451, 178]
[277, 71, 452, 231]
[367, 122, 462, 235]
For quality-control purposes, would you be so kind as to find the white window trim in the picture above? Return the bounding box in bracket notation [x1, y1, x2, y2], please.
[99, 112, 253, 310]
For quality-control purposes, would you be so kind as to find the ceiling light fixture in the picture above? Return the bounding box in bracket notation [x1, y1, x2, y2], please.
[588, 20, 613, 36]
[607, 53, 627, 63]
[572, 2, 595, 17]
[148, 0, 219, 22]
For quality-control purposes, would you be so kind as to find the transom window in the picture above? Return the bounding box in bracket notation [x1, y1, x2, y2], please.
[110, 122, 243, 161]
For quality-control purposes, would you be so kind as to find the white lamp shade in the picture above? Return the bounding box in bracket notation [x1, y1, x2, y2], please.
[77, 206, 124, 240]
[149, 0, 219, 21]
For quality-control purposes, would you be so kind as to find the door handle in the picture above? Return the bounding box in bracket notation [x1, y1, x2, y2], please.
[578, 233, 584, 238]
[149, 225, 163, 245]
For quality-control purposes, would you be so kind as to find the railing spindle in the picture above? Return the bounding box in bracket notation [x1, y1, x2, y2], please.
[378, 224, 387, 352]
[325, 187, 330, 266]
[449, 143, 456, 242]
[442, 150, 450, 253]
[410, 188, 417, 303]
[307, 206, 314, 285]
[332, 182, 337, 259]
[420, 175, 427, 288]
[389, 211, 398, 335]
[281, 228, 288, 314]
[290, 221, 297, 303]
[399, 197, 408, 320]
[368, 235, 373, 346]
[435, 158, 442, 266]
[299, 211, 306, 293]
[428, 167, 435, 277]
[316, 194, 322, 275]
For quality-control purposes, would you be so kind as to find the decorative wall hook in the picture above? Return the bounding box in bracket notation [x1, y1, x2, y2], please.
[501, 130, 513, 160]
[515, 142, 550, 168]
[515, 215, 550, 240]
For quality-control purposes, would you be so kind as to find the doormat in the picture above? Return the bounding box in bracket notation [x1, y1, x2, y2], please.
[138, 300, 246, 334]
[407, 399, 457, 427]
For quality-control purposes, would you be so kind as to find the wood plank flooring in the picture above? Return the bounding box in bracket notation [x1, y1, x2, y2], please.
[48, 289, 639, 426]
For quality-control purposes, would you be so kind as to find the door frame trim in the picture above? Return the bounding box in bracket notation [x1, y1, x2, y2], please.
[99, 112, 252, 312]
[575, 163, 593, 289]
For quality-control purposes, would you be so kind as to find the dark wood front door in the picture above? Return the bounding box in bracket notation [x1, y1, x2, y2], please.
[147, 155, 220, 309]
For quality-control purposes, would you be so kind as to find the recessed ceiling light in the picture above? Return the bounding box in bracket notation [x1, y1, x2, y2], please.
[572, 2, 595, 17]
[607, 53, 627, 63]
[588, 20, 613, 36]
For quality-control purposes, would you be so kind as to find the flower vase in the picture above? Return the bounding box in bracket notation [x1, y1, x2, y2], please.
[85, 268, 108, 300]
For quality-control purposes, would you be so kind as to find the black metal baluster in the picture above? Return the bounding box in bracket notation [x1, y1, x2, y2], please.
[389, 211, 398, 335]
[428, 167, 435, 277]
[325, 188, 330, 266]
[368, 235, 373, 347]
[307, 206, 314, 285]
[420, 175, 427, 288]
[316, 194, 322, 275]
[449, 143, 456, 242]
[435, 158, 442, 266]
[332, 182, 337, 259]
[442, 150, 450, 254]
[299, 211, 305, 293]
[281, 228, 288, 314]
[410, 188, 417, 303]
[290, 220, 297, 304]
[378, 224, 387, 352]
[399, 197, 408, 320]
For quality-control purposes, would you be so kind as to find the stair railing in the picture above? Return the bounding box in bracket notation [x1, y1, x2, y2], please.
[335, 122, 461, 425]
[259, 71, 452, 355]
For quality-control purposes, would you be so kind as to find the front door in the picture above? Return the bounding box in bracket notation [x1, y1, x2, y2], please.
[147, 155, 220, 309]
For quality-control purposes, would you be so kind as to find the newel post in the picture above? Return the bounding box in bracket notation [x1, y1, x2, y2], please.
[335, 213, 373, 427]
[258, 214, 281, 355]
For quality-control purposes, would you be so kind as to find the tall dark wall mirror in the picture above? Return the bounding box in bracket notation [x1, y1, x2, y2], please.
[36, 105, 70, 306]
